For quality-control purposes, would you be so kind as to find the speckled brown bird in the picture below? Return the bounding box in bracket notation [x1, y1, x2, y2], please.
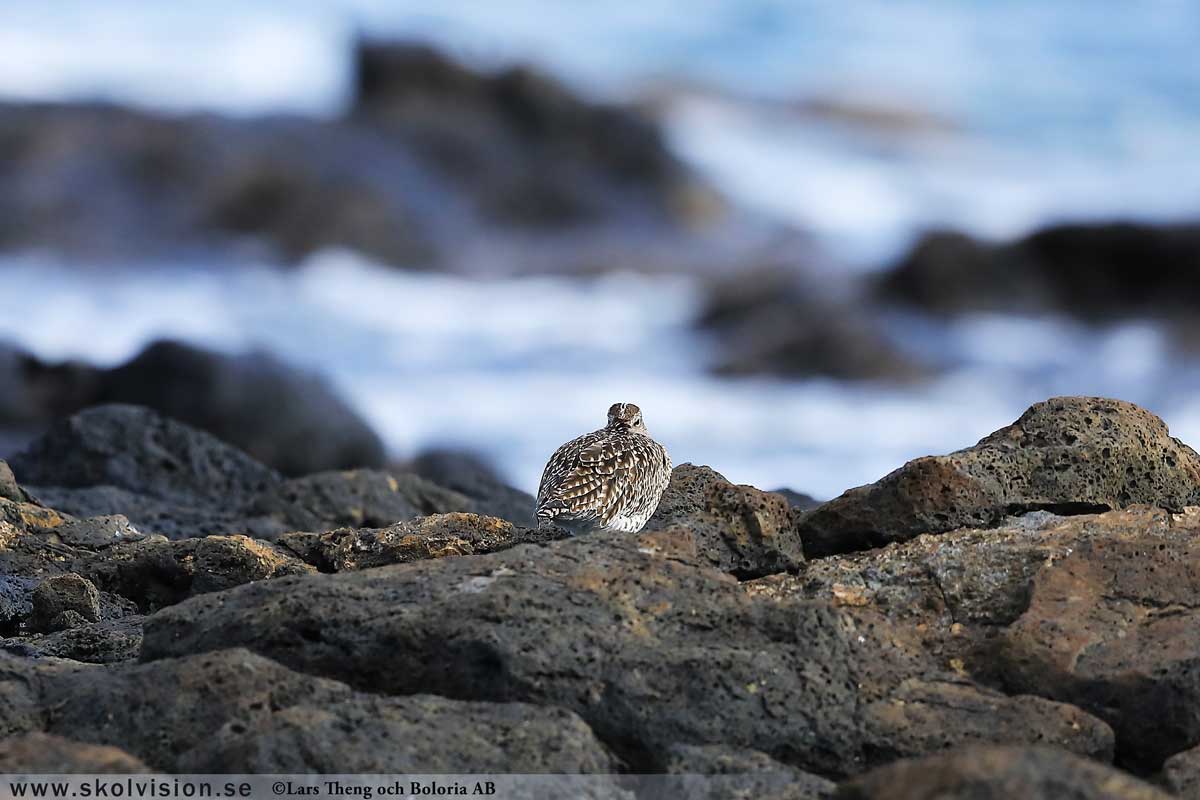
[535, 402, 672, 534]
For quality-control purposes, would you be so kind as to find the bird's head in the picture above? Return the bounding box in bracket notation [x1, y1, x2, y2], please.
[606, 402, 646, 433]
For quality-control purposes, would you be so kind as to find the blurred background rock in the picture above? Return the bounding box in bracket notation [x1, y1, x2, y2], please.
[1, 0, 1198, 499]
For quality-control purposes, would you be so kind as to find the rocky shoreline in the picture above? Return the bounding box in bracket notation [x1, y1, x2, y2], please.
[0, 395, 1196, 798]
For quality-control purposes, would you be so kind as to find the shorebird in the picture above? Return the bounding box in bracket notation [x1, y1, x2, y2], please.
[535, 402, 672, 534]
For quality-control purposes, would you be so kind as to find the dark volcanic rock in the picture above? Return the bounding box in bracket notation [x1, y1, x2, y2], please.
[644, 464, 806, 578]
[878, 221, 1200, 319]
[11, 406, 473, 539]
[0, 39, 723, 273]
[141, 528, 1110, 777]
[0, 648, 615, 774]
[837, 745, 1170, 800]
[773, 488, 822, 511]
[10, 404, 280, 510]
[9, 617, 145, 664]
[695, 268, 926, 381]
[278, 512, 563, 572]
[0, 732, 152, 773]
[1162, 744, 1200, 799]
[409, 448, 537, 526]
[660, 744, 835, 799]
[757, 506, 1200, 772]
[29, 573, 101, 633]
[799, 397, 1200, 557]
[98, 340, 385, 476]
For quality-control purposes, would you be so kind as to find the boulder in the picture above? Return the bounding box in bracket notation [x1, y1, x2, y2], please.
[0, 732, 152, 773]
[409, 448, 537, 526]
[29, 573, 101, 633]
[756, 506, 1200, 771]
[141, 528, 1110, 777]
[8, 617, 144, 664]
[10, 404, 282, 535]
[1162, 744, 1200, 799]
[0, 648, 615, 774]
[800, 397, 1200, 557]
[695, 268, 925, 381]
[644, 464, 806, 577]
[659, 744, 835, 799]
[278, 513, 562, 572]
[97, 340, 385, 475]
[837, 745, 1170, 800]
[878, 221, 1200, 319]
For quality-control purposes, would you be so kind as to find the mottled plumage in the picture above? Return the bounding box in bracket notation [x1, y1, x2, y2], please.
[536, 402, 672, 533]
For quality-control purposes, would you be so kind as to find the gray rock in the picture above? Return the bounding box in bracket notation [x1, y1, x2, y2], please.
[30, 574, 101, 633]
[644, 464, 805, 578]
[837, 745, 1170, 800]
[409, 448, 536, 526]
[0, 648, 615, 774]
[800, 397, 1200, 557]
[8, 616, 144, 664]
[141, 528, 1111, 777]
[659, 744, 835, 800]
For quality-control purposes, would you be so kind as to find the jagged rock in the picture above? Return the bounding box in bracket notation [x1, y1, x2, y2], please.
[0, 459, 35, 503]
[141, 528, 1110, 777]
[409, 448, 536, 526]
[8, 617, 144, 664]
[29, 574, 101, 633]
[755, 506, 1200, 771]
[773, 489, 822, 511]
[278, 513, 562, 572]
[800, 397, 1200, 557]
[837, 745, 1170, 800]
[644, 464, 805, 578]
[0, 648, 615, 774]
[0, 732, 152, 773]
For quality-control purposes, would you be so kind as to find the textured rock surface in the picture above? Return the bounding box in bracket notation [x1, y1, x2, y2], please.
[0, 648, 615, 774]
[141, 528, 1110, 777]
[644, 464, 806, 577]
[755, 506, 1200, 771]
[279, 513, 562, 572]
[29, 573, 101, 633]
[1162, 744, 1200, 799]
[0, 732, 152, 773]
[659, 744, 835, 799]
[8, 617, 144, 664]
[837, 746, 1170, 800]
[800, 397, 1200, 556]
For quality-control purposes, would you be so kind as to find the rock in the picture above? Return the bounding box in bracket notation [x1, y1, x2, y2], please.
[878, 221, 1200, 319]
[248, 469, 475, 533]
[695, 268, 926, 381]
[644, 464, 806, 578]
[995, 508, 1200, 770]
[757, 506, 1200, 771]
[51, 514, 147, 548]
[800, 397, 1200, 557]
[837, 745, 1170, 800]
[10, 403, 281, 513]
[29, 574, 100, 633]
[409, 448, 537, 526]
[0, 648, 615, 774]
[773, 489, 822, 511]
[97, 340, 385, 476]
[7, 617, 144, 664]
[659, 744, 835, 799]
[1162, 744, 1200, 799]
[278, 513, 563, 572]
[141, 528, 1110, 777]
[0, 459, 35, 503]
[0, 732, 152, 773]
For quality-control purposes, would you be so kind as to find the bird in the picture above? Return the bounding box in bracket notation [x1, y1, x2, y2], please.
[535, 402, 672, 534]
